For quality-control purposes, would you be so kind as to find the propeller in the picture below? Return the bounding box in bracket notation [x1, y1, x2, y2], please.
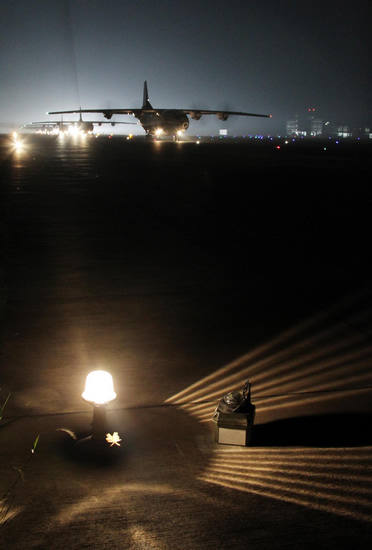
[190, 102, 210, 127]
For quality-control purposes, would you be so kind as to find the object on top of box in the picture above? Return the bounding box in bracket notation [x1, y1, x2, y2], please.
[212, 380, 255, 422]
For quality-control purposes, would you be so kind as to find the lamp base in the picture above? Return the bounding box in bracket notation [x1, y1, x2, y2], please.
[91, 405, 108, 441]
[73, 433, 123, 464]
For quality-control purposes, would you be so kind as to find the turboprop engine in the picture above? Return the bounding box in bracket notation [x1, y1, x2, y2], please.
[190, 111, 202, 120]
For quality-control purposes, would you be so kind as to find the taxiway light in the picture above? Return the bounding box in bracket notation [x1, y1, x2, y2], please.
[82, 370, 116, 405]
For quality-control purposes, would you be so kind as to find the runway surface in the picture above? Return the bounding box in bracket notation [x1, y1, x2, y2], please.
[0, 134, 371, 548]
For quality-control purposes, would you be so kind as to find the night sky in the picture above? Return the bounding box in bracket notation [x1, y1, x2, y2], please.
[0, 0, 370, 134]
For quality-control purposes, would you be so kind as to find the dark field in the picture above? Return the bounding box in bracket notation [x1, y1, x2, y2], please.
[0, 134, 371, 548]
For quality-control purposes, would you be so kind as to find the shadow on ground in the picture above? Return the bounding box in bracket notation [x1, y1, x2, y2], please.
[252, 413, 372, 447]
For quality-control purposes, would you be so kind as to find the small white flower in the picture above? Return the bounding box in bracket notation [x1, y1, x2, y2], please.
[105, 432, 122, 447]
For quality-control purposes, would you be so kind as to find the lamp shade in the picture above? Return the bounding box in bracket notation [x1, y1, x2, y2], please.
[82, 370, 117, 405]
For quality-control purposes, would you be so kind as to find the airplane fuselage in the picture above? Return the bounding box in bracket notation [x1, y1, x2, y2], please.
[139, 109, 189, 137]
[76, 121, 94, 133]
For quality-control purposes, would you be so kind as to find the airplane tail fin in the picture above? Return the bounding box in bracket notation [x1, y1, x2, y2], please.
[142, 81, 152, 109]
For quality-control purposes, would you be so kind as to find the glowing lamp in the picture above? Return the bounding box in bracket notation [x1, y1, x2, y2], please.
[82, 370, 116, 405]
[81, 370, 117, 443]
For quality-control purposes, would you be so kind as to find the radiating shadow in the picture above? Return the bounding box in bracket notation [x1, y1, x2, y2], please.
[166, 291, 372, 424]
[199, 444, 372, 523]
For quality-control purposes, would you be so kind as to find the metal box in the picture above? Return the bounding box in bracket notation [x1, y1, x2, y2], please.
[216, 411, 254, 446]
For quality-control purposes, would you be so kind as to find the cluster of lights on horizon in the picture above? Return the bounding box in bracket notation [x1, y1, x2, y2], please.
[13, 124, 367, 143]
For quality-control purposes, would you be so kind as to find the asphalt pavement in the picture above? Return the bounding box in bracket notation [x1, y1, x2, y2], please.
[0, 134, 371, 548]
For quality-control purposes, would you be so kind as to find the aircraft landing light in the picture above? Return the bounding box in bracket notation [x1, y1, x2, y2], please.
[11, 133, 25, 153]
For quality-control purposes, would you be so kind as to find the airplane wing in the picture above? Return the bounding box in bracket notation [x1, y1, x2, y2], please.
[48, 109, 141, 118]
[37, 117, 137, 125]
[48, 108, 271, 119]
[24, 121, 62, 126]
[175, 109, 272, 118]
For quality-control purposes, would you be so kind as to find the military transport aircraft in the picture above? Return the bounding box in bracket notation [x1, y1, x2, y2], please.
[48, 81, 271, 139]
[24, 110, 135, 134]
